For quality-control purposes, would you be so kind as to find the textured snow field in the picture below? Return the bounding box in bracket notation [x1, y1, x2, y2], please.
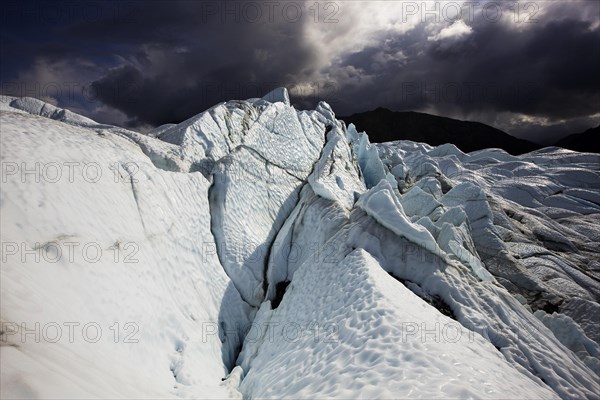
[241, 249, 556, 399]
[1, 92, 599, 399]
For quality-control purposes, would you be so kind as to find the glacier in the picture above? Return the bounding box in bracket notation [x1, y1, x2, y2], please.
[0, 90, 598, 399]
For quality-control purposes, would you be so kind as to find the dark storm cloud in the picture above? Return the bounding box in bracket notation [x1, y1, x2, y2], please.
[80, 2, 321, 125]
[331, 14, 599, 119]
[1, 1, 322, 125]
[1, 0, 599, 142]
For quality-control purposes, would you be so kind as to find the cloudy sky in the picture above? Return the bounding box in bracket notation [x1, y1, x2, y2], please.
[1, 0, 599, 143]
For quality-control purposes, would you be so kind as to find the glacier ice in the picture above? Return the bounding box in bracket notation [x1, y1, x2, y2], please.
[260, 87, 290, 106]
[347, 123, 387, 188]
[1, 90, 599, 399]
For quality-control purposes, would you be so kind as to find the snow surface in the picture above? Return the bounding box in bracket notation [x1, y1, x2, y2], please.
[1, 90, 599, 399]
[240, 249, 556, 399]
[0, 110, 251, 398]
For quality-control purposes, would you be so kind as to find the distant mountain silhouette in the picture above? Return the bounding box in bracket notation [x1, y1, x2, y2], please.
[340, 108, 540, 155]
[554, 125, 600, 153]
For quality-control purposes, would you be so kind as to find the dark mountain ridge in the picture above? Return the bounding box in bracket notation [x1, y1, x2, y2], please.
[553, 125, 600, 153]
[340, 108, 540, 155]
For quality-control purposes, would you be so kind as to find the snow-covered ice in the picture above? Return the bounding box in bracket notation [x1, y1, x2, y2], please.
[1, 90, 598, 399]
